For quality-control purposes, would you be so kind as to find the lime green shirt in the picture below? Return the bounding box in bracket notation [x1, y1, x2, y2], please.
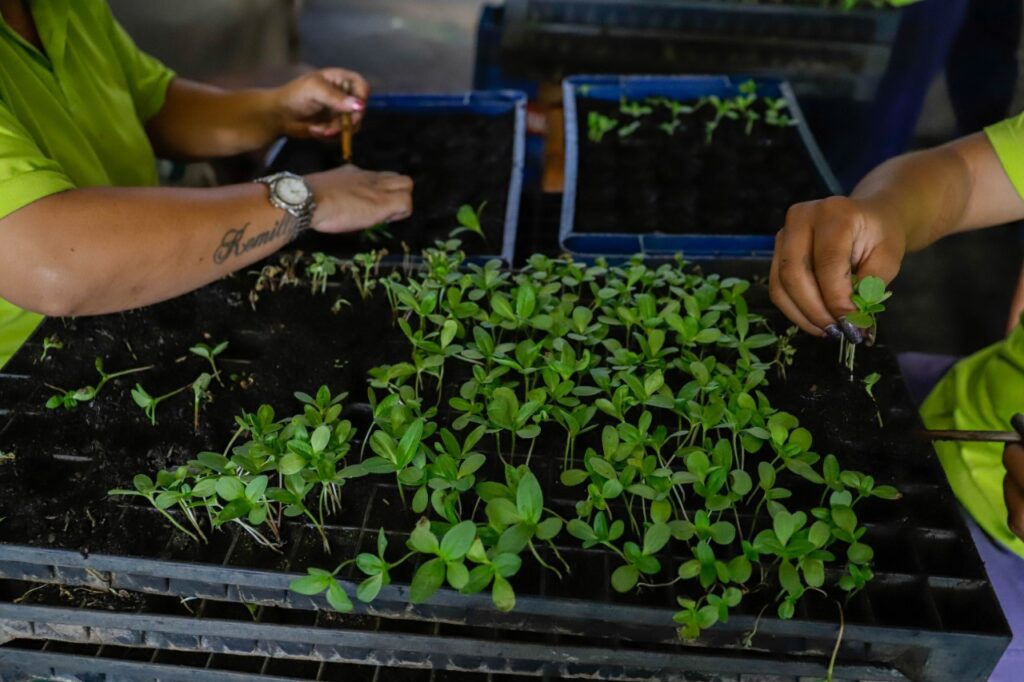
[0, 0, 174, 366]
[918, 114, 1024, 558]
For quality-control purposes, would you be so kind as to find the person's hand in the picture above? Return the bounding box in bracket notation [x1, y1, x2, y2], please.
[271, 68, 370, 139]
[306, 165, 413, 234]
[1004, 442, 1024, 541]
[769, 196, 906, 340]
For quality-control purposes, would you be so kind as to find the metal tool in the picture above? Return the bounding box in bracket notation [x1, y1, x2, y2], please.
[917, 413, 1024, 444]
[340, 79, 354, 163]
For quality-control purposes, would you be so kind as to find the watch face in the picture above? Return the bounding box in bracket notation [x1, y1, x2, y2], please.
[275, 176, 309, 206]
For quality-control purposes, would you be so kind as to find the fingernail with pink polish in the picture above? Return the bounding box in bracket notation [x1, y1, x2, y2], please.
[344, 97, 365, 111]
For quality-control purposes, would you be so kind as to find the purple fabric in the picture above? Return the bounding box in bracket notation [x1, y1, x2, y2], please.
[965, 513, 1024, 681]
[897, 352, 1023, 677]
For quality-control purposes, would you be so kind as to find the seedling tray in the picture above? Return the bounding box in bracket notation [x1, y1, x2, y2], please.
[499, 1, 894, 101]
[0, 577, 908, 681]
[264, 91, 526, 265]
[560, 75, 840, 258]
[0, 262, 1009, 682]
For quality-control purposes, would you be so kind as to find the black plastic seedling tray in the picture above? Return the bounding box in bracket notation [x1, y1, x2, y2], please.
[498, 0, 894, 100]
[264, 91, 525, 265]
[0, 262, 1010, 682]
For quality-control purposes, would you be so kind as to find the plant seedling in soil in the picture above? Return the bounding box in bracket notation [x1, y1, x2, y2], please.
[122, 245, 900, 644]
[189, 341, 229, 386]
[765, 97, 794, 128]
[452, 202, 488, 241]
[132, 383, 192, 426]
[46, 357, 153, 410]
[39, 335, 63, 362]
[587, 111, 618, 143]
[306, 252, 341, 295]
[192, 373, 213, 432]
[863, 372, 882, 426]
[350, 250, 386, 301]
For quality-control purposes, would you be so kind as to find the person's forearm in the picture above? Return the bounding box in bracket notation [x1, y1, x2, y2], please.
[146, 79, 282, 159]
[850, 133, 1024, 252]
[0, 184, 297, 317]
[850, 145, 972, 252]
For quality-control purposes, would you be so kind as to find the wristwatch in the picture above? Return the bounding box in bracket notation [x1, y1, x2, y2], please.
[255, 171, 316, 232]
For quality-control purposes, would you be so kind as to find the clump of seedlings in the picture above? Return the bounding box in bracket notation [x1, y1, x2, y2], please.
[248, 251, 304, 309]
[117, 239, 898, 641]
[306, 252, 342, 295]
[46, 357, 152, 410]
[839, 275, 892, 372]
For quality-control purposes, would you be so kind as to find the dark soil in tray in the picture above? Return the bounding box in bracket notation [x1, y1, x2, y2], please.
[0, 260, 978, 630]
[268, 109, 515, 258]
[573, 98, 829, 235]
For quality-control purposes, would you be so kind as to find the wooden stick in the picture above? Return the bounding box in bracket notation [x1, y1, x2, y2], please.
[341, 79, 353, 163]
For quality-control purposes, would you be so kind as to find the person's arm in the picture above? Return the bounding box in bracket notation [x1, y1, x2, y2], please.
[770, 133, 1024, 337]
[0, 166, 411, 318]
[146, 69, 370, 160]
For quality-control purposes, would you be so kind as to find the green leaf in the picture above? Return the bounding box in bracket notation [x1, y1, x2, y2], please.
[535, 517, 563, 541]
[611, 564, 639, 593]
[290, 573, 330, 596]
[310, 425, 331, 453]
[446, 560, 470, 590]
[216, 476, 245, 502]
[802, 558, 825, 588]
[832, 506, 857, 534]
[410, 557, 446, 604]
[560, 469, 588, 486]
[245, 475, 268, 500]
[778, 559, 802, 596]
[327, 580, 354, 612]
[278, 452, 306, 476]
[492, 574, 516, 611]
[857, 276, 887, 304]
[643, 523, 671, 555]
[772, 510, 803, 546]
[441, 320, 458, 349]
[872, 485, 901, 500]
[848, 542, 875, 564]
[492, 553, 522, 578]
[808, 521, 831, 548]
[516, 471, 543, 525]
[357, 573, 384, 603]
[408, 519, 440, 554]
[439, 521, 477, 561]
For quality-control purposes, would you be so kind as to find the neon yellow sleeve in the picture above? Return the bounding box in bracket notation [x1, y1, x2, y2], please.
[100, 3, 176, 122]
[985, 113, 1024, 199]
[0, 101, 75, 220]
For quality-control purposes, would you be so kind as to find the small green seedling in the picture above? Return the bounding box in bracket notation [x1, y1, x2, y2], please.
[587, 112, 618, 143]
[452, 202, 487, 240]
[840, 276, 892, 371]
[765, 97, 793, 128]
[132, 383, 191, 425]
[189, 341, 228, 386]
[659, 119, 682, 137]
[618, 121, 641, 138]
[46, 357, 152, 410]
[863, 372, 882, 426]
[619, 99, 653, 119]
[39, 335, 63, 362]
[192, 372, 212, 432]
[306, 252, 340, 295]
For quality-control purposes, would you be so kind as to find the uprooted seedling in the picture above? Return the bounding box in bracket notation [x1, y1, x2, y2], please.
[46, 357, 153, 410]
[839, 276, 892, 372]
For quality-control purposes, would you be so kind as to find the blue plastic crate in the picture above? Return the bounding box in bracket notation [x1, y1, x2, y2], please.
[560, 75, 841, 259]
[265, 90, 527, 265]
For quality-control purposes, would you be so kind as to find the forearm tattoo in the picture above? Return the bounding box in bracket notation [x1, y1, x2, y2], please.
[213, 213, 305, 265]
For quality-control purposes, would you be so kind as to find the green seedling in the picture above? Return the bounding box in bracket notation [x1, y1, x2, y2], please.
[306, 252, 340, 295]
[192, 373, 212, 432]
[132, 382, 191, 426]
[189, 341, 228, 386]
[765, 97, 793, 128]
[46, 357, 152, 410]
[350, 250, 385, 301]
[619, 99, 653, 119]
[863, 372, 882, 426]
[39, 335, 63, 362]
[618, 121, 641, 138]
[587, 112, 618, 143]
[452, 202, 487, 240]
[840, 276, 892, 371]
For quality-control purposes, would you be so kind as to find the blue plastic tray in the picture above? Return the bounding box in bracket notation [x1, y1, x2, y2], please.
[265, 90, 527, 266]
[560, 75, 841, 259]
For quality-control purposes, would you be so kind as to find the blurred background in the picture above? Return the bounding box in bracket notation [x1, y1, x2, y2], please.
[110, 0, 1024, 359]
